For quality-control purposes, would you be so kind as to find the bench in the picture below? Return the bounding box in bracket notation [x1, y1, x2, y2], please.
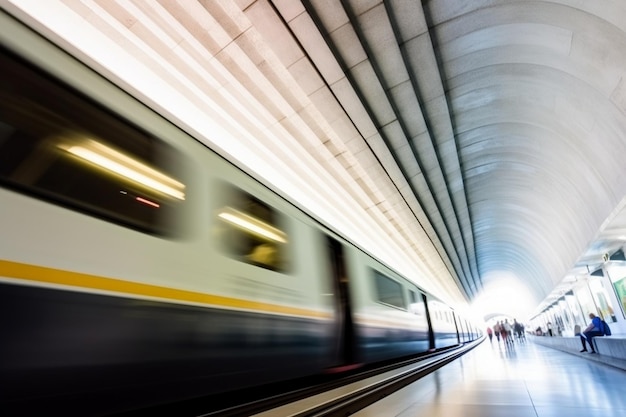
[529, 335, 626, 371]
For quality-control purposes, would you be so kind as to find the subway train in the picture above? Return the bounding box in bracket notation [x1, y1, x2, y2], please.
[0, 10, 480, 415]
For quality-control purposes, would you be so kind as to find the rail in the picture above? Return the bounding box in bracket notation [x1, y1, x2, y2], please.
[113, 339, 483, 417]
[242, 339, 483, 417]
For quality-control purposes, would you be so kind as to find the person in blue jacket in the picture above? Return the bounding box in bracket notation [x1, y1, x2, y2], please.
[579, 313, 603, 353]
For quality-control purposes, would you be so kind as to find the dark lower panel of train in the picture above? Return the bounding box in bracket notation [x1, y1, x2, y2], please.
[0, 283, 332, 413]
[0, 283, 439, 415]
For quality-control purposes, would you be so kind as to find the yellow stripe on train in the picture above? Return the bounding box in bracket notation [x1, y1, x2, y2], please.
[0, 259, 330, 319]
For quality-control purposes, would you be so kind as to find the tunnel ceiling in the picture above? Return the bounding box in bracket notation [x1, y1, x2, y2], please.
[5, 0, 626, 317]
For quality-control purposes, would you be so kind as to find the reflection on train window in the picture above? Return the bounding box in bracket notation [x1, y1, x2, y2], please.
[408, 289, 425, 316]
[216, 185, 289, 272]
[0, 49, 185, 236]
[373, 270, 406, 309]
[429, 300, 452, 323]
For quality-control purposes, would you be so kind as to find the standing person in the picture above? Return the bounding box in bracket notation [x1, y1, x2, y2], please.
[493, 321, 501, 343]
[513, 319, 522, 340]
[487, 326, 493, 343]
[547, 322, 553, 337]
[502, 319, 513, 345]
[579, 313, 604, 354]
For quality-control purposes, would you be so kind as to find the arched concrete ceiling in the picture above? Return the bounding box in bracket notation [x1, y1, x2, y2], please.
[4, 0, 626, 319]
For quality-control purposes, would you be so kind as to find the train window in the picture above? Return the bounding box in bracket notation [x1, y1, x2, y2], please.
[372, 270, 405, 309]
[0, 49, 186, 236]
[215, 184, 289, 272]
[408, 289, 425, 316]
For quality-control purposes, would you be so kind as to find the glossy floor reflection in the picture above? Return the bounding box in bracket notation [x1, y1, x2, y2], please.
[353, 337, 626, 417]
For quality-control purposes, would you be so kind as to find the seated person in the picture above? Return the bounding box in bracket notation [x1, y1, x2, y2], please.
[579, 313, 603, 353]
[247, 243, 278, 269]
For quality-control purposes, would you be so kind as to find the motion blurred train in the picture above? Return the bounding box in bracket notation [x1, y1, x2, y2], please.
[0, 9, 480, 415]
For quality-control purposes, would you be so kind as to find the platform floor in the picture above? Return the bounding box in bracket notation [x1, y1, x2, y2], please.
[353, 337, 626, 417]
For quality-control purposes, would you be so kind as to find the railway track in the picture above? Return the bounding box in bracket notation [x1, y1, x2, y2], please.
[115, 339, 482, 417]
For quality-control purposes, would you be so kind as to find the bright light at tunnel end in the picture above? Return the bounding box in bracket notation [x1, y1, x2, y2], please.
[470, 273, 538, 322]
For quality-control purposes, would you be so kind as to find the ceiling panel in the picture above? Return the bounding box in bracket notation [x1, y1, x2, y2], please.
[5, 0, 626, 318]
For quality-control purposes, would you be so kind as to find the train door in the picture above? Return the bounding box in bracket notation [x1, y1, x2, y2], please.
[452, 311, 461, 344]
[422, 293, 436, 351]
[326, 236, 357, 368]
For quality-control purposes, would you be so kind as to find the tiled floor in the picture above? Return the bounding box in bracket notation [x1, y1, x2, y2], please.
[352, 337, 626, 417]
